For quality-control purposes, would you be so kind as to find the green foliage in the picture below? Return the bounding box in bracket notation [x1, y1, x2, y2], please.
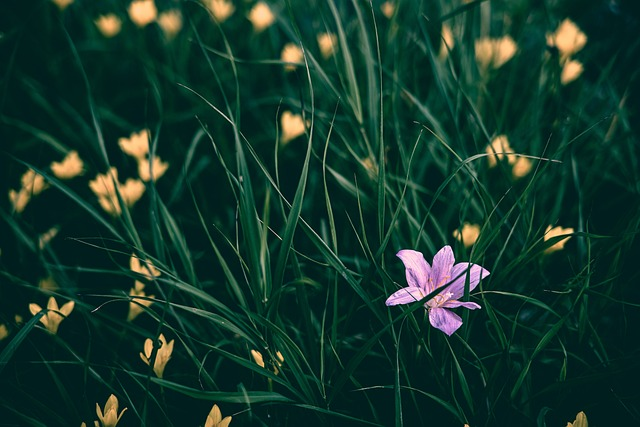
[1, 0, 639, 425]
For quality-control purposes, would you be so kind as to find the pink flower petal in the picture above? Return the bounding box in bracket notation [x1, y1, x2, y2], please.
[430, 246, 455, 290]
[429, 307, 463, 336]
[442, 300, 481, 310]
[448, 263, 490, 298]
[396, 250, 431, 290]
[385, 287, 425, 306]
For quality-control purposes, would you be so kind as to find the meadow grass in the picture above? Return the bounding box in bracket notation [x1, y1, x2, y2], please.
[1, 0, 639, 425]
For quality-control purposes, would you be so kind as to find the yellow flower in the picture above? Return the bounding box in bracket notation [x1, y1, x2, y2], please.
[127, 288, 155, 322]
[95, 14, 122, 38]
[9, 188, 30, 213]
[52, 0, 73, 10]
[248, 2, 274, 33]
[544, 225, 574, 254]
[158, 10, 182, 40]
[317, 32, 337, 60]
[0, 324, 9, 341]
[130, 254, 161, 291]
[137, 156, 169, 182]
[452, 223, 481, 248]
[118, 130, 150, 160]
[438, 24, 454, 60]
[96, 394, 127, 427]
[280, 111, 305, 144]
[512, 156, 533, 179]
[51, 150, 84, 179]
[21, 168, 49, 195]
[128, 0, 157, 28]
[140, 333, 174, 378]
[204, 0, 235, 23]
[475, 35, 517, 70]
[39, 276, 59, 292]
[250, 349, 265, 368]
[90, 169, 145, 216]
[561, 59, 584, 85]
[380, 1, 395, 19]
[39, 226, 60, 250]
[566, 410, 588, 427]
[547, 19, 587, 61]
[29, 296, 75, 335]
[486, 135, 515, 167]
[281, 43, 303, 72]
[205, 404, 232, 427]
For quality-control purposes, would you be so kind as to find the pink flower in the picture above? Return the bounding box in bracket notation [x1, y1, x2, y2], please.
[386, 246, 489, 336]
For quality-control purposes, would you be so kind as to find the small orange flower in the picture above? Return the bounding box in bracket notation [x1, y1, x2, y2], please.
[205, 404, 232, 427]
[119, 130, 150, 160]
[452, 223, 481, 248]
[140, 333, 174, 378]
[546, 19, 587, 61]
[248, 2, 274, 33]
[281, 43, 303, 72]
[544, 225, 574, 254]
[96, 394, 127, 427]
[158, 10, 182, 40]
[204, 0, 235, 23]
[128, 0, 157, 28]
[317, 33, 337, 60]
[50, 150, 84, 179]
[561, 59, 584, 85]
[29, 296, 75, 334]
[95, 14, 122, 38]
[280, 111, 305, 144]
[475, 36, 517, 70]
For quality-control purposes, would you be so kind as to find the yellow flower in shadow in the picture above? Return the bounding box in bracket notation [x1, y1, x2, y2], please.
[9, 188, 30, 213]
[140, 333, 175, 378]
[127, 288, 155, 322]
[380, 1, 395, 19]
[561, 59, 584, 85]
[544, 225, 574, 254]
[0, 324, 9, 341]
[89, 168, 145, 216]
[567, 411, 588, 427]
[452, 223, 481, 248]
[280, 111, 306, 144]
[205, 0, 235, 23]
[137, 156, 169, 182]
[119, 130, 150, 160]
[205, 404, 232, 427]
[96, 394, 127, 427]
[511, 156, 533, 179]
[39, 276, 59, 292]
[250, 349, 265, 368]
[317, 33, 337, 60]
[51, 150, 84, 179]
[128, 0, 157, 27]
[95, 14, 122, 38]
[29, 296, 75, 334]
[52, 0, 73, 11]
[39, 226, 60, 250]
[248, 2, 274, 33]
[281, 43, 304, 72]
[438, 24, 454, 60]
[10, 168, 50, 213]
[486, 135, 515, 167]
[547, 19, 587, 61]
[475, 36, 517, 70]
[158, 10, 182, 40]
[130, 254, 161, 291]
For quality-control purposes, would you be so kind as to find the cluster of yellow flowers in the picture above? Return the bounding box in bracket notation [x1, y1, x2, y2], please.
[80, 395, 232, 427]
[251, 348, 285, 375]
[485, 135, 533, 179]
[118, 129, 169, 183]
[475, 35, 517, 72]
[127, 254, 161, 322]
[547, 19, 587, 85]
[91, 0, 182, 40]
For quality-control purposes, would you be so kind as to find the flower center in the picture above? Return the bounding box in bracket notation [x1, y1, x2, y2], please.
[426, 291, 454, 308]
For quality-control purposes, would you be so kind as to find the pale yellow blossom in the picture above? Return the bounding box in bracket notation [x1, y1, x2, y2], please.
[0, 324, 9, 341]
[9, 189, 30, 213]
[438, 24, 454, 60]
[486, 135, 515, 167]
[281, 43, 303, 72]
[128, 0, 157, 28]
[51, 150, 84, 179]
[317, 32, 337, 60]
[130, 254, 161, 291]
[137, 156, 169, 182]
[380, 1, 395, 19]
[248, 2, 274, 33]
[561, 59, 584, 85]
[452, 223, 481, 248]
[158, 10, 182, 40]
[475, 36, 517, 70]
[29, 296, 75, 335]
[205, 0, 235, 23]
[250, 349, 265, 368]
[95, 15, 122, 38]
[544, 225, 574, 254]
[140, 333, 174, 378]
[118, 130, 150, 160]
[21, 169, 49, 195]
[512, 156, 533, 179]
[89, 167, 119, 198]
[52, 0, 73, 10]
[96, 394, 127, 427]
[127, 288, 155, 322]
[90, 169, 145, 216]
[205, 404, 232, 427]
[547, 19, 587, 61]
[280, 111, 306, 144]
[39, 276, 59, 292]
[39, 226, 60, 250]
[566, 411, 588, 427]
